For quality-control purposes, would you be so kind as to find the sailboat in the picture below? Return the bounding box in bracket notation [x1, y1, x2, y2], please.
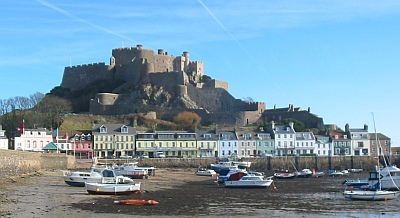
[343, 113, 400, 201]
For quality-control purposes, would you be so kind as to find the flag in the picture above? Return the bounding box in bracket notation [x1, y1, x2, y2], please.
[19, 119, 25, 134]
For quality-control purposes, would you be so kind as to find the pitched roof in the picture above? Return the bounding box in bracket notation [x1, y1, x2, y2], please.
[43, 142, 60, 150]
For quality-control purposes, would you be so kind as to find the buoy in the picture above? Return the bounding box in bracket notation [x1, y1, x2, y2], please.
[114, 199, 159, 205]
[273, 186, 277, 190]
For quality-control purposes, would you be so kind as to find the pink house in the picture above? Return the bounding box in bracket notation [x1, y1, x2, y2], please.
[56, 130, 93, 159]
[14, 128, 53, 152]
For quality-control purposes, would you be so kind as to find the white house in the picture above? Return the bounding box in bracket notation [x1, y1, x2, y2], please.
[0, 125, 8, 150]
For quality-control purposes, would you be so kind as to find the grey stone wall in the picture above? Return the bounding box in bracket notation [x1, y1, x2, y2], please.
[0, 150, 74, 178]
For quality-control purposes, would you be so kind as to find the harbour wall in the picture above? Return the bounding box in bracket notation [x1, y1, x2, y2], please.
[2, 149, 399, 178]
[136, 155, 380, 172]
[0, 150, 82, 178]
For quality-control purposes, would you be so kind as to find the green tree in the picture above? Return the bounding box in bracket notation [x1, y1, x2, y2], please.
[282, 118, 306, 132]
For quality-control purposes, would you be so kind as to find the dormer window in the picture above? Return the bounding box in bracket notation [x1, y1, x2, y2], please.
[100, 126, 107, 133]
[344, 135, 347, 139]
[204, 134, 211, 139]
[335, 135, 338, 139]
[121, 126, 128, 133]
[80, 134, 85, 141]
[75, 134, 79, 141]
[87, 134, 92, 141]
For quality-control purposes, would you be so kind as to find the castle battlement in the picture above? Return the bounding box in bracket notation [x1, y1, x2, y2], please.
[67, 62, 106, 69]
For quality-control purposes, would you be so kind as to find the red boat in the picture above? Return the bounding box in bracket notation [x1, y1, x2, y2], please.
[114, 199, 159, 205]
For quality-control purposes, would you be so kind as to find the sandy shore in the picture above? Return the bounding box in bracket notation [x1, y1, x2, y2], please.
[2, 169, 400, 218]
[0, 168, 211, 218]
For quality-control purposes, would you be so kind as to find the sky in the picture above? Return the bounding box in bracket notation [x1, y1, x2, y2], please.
[1, 0, 400, 145]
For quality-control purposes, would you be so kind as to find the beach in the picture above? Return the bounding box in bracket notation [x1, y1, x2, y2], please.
[1, 169, 400, 218]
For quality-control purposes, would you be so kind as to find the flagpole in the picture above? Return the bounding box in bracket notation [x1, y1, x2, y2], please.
[56, 128, 59, 153]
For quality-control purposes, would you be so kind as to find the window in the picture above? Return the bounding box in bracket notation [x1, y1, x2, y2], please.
[121, 126, 128, 133]
[100, 126, 107, 133]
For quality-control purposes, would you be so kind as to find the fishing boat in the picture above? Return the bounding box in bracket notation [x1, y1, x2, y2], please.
[343, 113, 400, 201]
[62, 167, 132, 187]
[274, 169, 295, 179]
[85, 182, 141, 195]
[114, 199, 159, 205]
[195, 167, 217, 176]
[223, 172, 274, 188]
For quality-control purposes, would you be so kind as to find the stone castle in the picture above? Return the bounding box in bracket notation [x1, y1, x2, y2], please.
[60, 45, 323, 128]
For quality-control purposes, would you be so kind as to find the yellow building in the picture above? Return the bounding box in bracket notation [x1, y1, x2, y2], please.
[136, 130, 197, 158]
[92, 124, 136, 158]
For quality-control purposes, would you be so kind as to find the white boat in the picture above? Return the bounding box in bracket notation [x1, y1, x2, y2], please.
[62, 167, 132, 187]
[328, 170, 344, 177]
[113, 162, 150, 179]
[223, 172, 274, 188]
[210, 162, 239, 172]
[341, 170, 350, 176]
[347, 168, 363, 173]
[216, 168, 248, 184]
[195, 167, 216, 176]
[232, 161, 252, 168]
[295, 169, 313, 178]
[343, 190, 400, 201]
[85, 182, 141, 195]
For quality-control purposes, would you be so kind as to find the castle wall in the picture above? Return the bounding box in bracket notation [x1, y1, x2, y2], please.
[61, 63, 111, 91]
[149, 72, 187, 94]
[202, 79, 228, 91]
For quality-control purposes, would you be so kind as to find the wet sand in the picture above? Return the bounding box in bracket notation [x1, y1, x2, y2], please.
[1, 169, 400, 218]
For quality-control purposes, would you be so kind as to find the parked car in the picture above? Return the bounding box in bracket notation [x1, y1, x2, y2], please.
[119, 155, 133, 159]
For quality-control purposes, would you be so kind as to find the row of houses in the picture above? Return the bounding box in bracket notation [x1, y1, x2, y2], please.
[2, 121, 392, 159]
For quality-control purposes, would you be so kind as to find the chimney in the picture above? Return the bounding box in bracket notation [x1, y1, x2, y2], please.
[289, 122, 294, 130]
[364, 124, 368, 131]
[345, 123, 349, 132]
[271, 121, 275, 130]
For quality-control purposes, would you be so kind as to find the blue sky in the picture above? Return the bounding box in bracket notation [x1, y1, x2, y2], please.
[1, 0, 400, 146]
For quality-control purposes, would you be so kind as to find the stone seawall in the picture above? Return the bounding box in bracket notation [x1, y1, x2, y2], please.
[2, 149, 398, 178]
[104, 155, 381, 172]
[0, 150, 80, 178]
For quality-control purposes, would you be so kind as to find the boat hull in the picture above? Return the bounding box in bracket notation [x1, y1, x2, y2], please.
[343, 190, 400, 201]
[223, 180, 273, 188]
[85, 182, 141, 195]
[274, 173, 295, 179]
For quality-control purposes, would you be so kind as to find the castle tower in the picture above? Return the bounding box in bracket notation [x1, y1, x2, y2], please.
[183, 51, 189, 72]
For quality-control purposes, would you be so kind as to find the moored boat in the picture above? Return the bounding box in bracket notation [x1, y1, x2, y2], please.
[347, 168, 363, 173]
[223, 172, 274, 188]
[195, 167, 217, 176]
[85, 182, 141, 195]
[62, 167, 132, 187]
[113, 162, 150, 179]
[274, 169, 295, 179]
[211, 161, 239, 172]
[295, 169, 313, 178]
[343, 190, 400, 201]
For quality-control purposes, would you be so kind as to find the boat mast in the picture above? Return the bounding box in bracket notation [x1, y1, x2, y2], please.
[372, 112, 382, 191]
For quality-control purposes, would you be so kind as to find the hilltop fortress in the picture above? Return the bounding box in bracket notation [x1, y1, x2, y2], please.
[60, 45, 323, 128]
